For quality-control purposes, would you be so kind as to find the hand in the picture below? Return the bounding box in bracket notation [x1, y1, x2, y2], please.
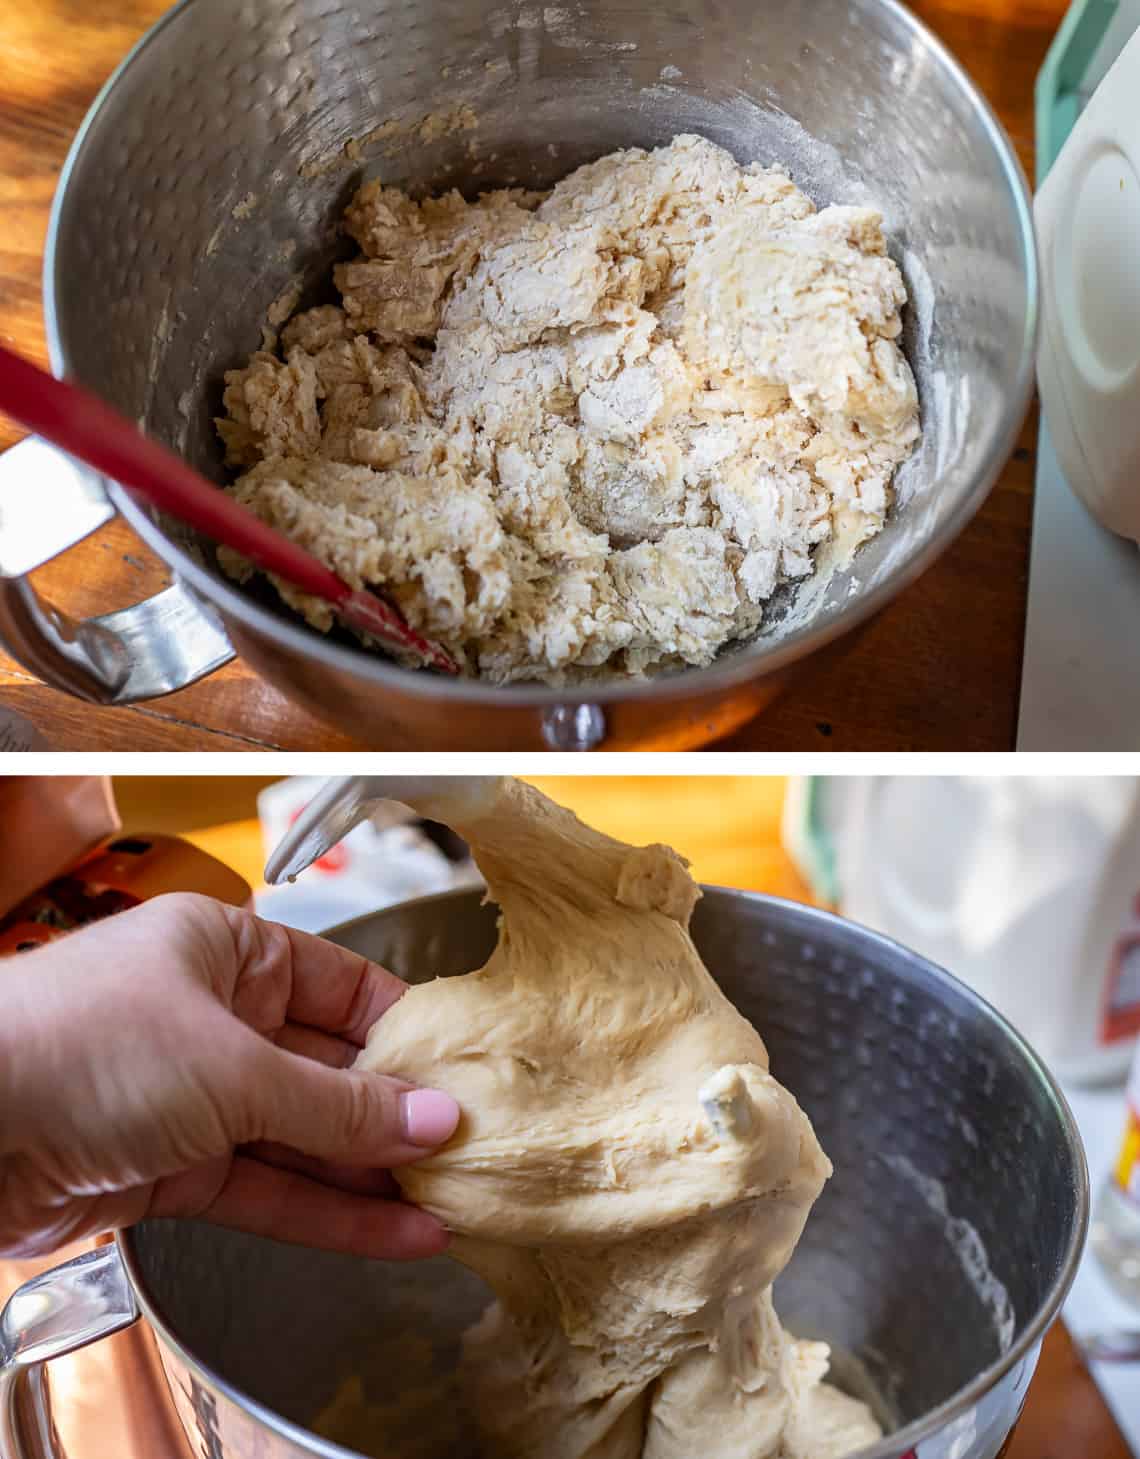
[0, 893, 460, 1262]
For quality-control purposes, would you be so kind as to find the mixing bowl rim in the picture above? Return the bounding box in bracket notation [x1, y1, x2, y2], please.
[117, 886, 1088, 1459]
[43, 0, 1039, 710]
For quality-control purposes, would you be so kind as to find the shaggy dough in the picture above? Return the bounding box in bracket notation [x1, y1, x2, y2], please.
[218, 135, 919, 684]
[356, 778, 881, 1459]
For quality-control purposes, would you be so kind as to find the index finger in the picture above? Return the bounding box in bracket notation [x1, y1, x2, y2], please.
[232, 909, 408, 1044]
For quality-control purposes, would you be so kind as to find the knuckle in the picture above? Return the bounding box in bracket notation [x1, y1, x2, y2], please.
[146, 891, 216, 927]
[338, 1072, 407, 1155]
[0, 1155, 74, 1259]
[337, 1073, 385, 1150]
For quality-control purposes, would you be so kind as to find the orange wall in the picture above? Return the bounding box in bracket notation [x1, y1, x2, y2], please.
[111, 776, 811, 902]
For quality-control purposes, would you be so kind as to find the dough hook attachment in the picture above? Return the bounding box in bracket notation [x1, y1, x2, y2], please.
[264, 776, 504, 884]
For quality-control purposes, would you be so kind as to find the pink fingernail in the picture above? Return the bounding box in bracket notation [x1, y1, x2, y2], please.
[400, 1089, 461, 1147]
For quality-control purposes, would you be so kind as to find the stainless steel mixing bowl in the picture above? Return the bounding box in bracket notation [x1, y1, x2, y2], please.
[1, 890, 1087, 1459]
[0, 0, 1036, 749]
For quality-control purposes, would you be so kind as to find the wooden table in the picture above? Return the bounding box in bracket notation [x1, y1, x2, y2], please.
[0, 0, 1057, 751]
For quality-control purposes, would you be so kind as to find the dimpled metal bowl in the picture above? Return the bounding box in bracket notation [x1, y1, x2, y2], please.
[0, 0, 1036, 749]
[109, 890, 1083, 1459]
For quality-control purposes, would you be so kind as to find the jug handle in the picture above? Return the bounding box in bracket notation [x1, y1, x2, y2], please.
[0, 1245, 140, 1459]
[0, 438, 235, 703]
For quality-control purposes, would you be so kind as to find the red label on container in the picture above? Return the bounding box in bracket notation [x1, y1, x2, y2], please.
[1101, 891, 1140, 1044]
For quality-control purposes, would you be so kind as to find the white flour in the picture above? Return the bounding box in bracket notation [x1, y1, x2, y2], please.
[885, 1153, 1016, 1352]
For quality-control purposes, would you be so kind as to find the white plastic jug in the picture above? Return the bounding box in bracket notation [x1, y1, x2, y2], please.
[787, 777, 1140, 1085]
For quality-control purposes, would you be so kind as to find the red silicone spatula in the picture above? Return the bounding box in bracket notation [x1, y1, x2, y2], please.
[0, 343, 459, 676]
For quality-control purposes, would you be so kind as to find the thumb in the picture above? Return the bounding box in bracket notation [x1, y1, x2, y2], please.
[251, 1042, 461, 1167]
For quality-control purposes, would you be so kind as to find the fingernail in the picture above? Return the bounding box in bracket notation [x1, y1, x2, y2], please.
[400, 1089, 461, 1147]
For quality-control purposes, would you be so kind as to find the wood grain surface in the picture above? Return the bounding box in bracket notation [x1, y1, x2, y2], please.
[0, 0, 1059, 747]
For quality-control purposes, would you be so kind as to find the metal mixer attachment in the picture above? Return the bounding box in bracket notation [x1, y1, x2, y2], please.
[264, 777, 505, 885]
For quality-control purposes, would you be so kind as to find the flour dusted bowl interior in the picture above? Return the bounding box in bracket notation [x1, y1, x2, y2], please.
[47, 0, 1035, 709]
[125, 890, 1084, 1459]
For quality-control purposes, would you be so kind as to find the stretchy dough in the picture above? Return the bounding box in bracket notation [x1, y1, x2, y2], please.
[218, 135, 919, 683]
[356, 779, 881, 1458]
